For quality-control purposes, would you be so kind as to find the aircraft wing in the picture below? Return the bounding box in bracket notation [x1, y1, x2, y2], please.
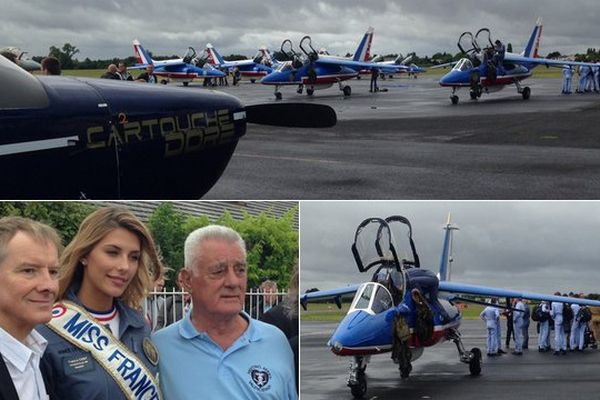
[316, 57, 408, 72]
[440, 281, 600, 307]
[300, 284, 361, 303]
[505, 54, 599, 69]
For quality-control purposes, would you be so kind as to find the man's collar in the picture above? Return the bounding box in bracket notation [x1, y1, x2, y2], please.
[0, 326, 47, 372]
[179, 310, 262, 342]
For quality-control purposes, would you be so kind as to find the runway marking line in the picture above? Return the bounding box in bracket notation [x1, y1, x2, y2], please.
[236, 152, 344, 165]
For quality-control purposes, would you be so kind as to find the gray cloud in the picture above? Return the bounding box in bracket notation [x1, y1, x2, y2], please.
[2, 0, 600, 60]
[300, 202, 600, 296]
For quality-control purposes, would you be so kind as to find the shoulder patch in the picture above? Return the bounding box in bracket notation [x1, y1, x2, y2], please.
[143, 337, 159, 366]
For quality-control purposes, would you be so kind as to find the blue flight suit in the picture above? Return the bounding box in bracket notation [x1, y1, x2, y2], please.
[37, 281, 158, 400]
[512, 300, 526, 353]
[538, 302, 550, 350]
[562, 67, 573, 94]
[577, 66, 588, 93]
[592, 65, 599, 92]
[551, 301, 566, 352]
[480, 306, 499, 355]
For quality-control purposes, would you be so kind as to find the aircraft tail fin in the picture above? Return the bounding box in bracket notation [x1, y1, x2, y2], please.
[352, 27, 374, 62]
[132, 40, 154, 65]
[206, 43, 225, 65]
[438, 214, 459, 282]
[397, 53, 415, 65]
[522, 17, 543, 58]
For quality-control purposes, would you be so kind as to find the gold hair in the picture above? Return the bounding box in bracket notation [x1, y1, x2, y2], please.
[58, 207, 163, 309]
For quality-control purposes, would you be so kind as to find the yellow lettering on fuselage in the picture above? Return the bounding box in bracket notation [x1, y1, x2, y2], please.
[84, 109, 238, 158]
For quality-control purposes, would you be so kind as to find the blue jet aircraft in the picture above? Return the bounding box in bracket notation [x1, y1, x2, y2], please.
[0, 54, 336, 199]
[204, 44, 274, 83]
[260, 33, 411, 99]
[301, 215, 600, 398]
[439, 18, 599, 104]
[131, 40, 225, 86]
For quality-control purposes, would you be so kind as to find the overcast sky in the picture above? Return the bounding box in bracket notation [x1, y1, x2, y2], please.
[2, 0, 600, 61]
[300, 202, 600, 296]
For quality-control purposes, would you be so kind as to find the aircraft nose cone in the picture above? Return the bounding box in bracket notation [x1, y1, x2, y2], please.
[440, 71, 457, 86]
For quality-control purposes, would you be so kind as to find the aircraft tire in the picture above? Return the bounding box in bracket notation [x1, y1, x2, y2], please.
[469, 347, 482, 376]
[469, 91, 478, 100]
[350, 372, 367, 398]
[343, 86, 352, 96]
[250, 79, 256, 83]
[183, 82, 189, 87]
[522, 87, 531, 100]
[451, 95, 459, 105]
[275, 92, 282, 100]
[306, 88, 314, 96]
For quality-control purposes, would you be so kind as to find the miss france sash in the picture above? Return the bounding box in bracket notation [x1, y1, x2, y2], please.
[48, 300, 162, 400]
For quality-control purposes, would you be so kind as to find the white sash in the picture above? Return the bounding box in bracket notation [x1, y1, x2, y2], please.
[48, 300, 162, 400]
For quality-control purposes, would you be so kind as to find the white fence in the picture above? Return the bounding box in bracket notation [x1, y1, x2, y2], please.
[143, 289, 287, 331]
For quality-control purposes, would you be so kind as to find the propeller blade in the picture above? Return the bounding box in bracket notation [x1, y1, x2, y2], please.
[245, 103, 337, 128]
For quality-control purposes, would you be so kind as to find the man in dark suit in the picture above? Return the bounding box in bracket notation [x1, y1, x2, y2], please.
[0, 217, 61, 400]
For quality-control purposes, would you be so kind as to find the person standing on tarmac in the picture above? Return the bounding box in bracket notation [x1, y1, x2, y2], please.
[562, 66, 573, 94]
[538, 301, 551, 352]
[370, 68, 379, 93]
[512, 298, 525, 355]
[480, 298, 500, 356]
[551, 295, 567, 355]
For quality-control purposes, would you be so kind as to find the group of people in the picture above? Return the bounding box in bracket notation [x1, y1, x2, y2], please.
[0, 207, 297, 400]
[562, 63, 600, 94]
[101, 63, 161, 83]
[481, 295, 594, 358]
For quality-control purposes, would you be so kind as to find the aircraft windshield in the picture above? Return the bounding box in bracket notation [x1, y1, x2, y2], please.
[277, 62, 293, 72]
[183, 47, 196, 63]
[349, 283, 394, 315]
[0, 55, 49, 109]
[452, 58, 473, 72]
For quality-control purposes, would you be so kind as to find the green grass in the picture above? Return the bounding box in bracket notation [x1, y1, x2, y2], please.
[301, 302, 486, 322]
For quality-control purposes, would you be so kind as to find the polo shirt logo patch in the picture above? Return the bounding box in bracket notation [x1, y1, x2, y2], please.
[248, 365, 271, 391]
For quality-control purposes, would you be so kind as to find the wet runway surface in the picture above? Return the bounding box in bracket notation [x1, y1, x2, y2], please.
[200, 76, 600, 199]
[301, 320, 600, 400]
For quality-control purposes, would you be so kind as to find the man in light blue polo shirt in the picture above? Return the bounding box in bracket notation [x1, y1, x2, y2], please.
[153, 225, 297, 400]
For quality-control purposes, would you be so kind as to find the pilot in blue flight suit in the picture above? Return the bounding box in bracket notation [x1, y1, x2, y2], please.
[512, 298, 525, 355]
[551, 295, 567, 355]
[480, 299, 500, 356]
[562, 66, 573, 94]
[577, 65, 589, 93]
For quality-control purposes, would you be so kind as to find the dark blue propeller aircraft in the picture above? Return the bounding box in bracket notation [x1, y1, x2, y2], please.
[301, 215, 600, 398]
[0, 54, 336, 199]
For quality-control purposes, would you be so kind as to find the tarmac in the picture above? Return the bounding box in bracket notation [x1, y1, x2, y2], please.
[301, 320, 600, 400]
[199, 75, 600, 199]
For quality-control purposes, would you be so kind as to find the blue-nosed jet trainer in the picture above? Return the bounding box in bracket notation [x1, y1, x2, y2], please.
[204, 44, 274, 83]
[261, 33, 410, 100]
[437, 18, 595, 104]
[0, 47, 41, 71]
[131, 40, 224, 86]
[439, 18, 599, 104]
[301, 215, 600, 399]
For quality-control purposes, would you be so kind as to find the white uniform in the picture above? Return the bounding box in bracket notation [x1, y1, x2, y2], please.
[513, 300, 526, 353]
[551, 301, 567, 352]
[481, 306, 500, 355]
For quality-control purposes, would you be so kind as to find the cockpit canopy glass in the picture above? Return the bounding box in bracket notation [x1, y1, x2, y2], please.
[0, 55, 49, 109]
[349, 282, 394, 315]
[452, 58, 473, 72]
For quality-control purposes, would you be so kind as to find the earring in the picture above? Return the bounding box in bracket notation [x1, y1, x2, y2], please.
[81, 259, 87, 266]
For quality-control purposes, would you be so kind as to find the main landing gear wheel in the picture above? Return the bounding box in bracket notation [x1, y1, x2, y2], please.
[349, 371, 367, 399]
[522, 86, 531, 100]
[400, 363, 412, 379]
[306, 87, 314, 96]
[451, 95, 459, 105]
[469, 347, 482, 376]
[183, 81, 189, 87]
[275, 92, 282, 100]
[469, 90, 478, 100]
[250, 79, 256, 83]
[343, 86, 352, 96]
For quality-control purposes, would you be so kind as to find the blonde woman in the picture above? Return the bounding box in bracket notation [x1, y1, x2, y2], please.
[38, 207, 163, 400]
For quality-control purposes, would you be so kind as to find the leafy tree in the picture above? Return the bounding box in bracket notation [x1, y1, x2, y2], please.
[507, 43, 513, 53]
[546, 51, 561, 59]
[147, 203, 187, 286]
[0, 202, 95, 245]
[49, 43, 80, 70]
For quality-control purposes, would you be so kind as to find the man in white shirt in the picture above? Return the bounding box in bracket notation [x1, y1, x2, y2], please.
[0, 217, 61, 400]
